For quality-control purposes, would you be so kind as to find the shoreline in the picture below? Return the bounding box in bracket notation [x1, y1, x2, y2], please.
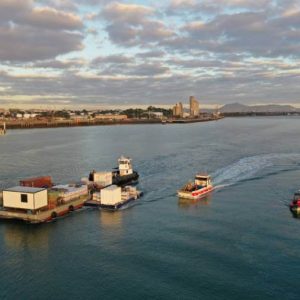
[2, 116, 224, 130]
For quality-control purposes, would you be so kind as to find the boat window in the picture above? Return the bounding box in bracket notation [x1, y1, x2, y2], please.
[21, 194, 28, 203]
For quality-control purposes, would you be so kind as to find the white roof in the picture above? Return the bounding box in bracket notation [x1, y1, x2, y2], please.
[51, 184, 86, 193]
[118, 156, 131, 161]
[103, 185, 119, 191]
[4, 186, 46, 193]
[195, 174, 211, 178]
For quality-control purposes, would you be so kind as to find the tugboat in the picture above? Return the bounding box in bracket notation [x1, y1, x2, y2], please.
[178, 174, 213, 200]
[85, 185, 143, 211]
[289, 190, 300, 216]
[87, 156, 139, 189]
[112, 156, 139, 186]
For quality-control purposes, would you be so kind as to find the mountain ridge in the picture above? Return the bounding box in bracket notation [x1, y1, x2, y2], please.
[219, 103, 299, 113]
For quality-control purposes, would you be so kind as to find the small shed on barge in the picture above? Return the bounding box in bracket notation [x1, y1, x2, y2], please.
[3, 186, 48, 211]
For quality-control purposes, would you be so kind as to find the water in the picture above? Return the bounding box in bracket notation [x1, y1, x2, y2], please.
[0, 117, 300, 299]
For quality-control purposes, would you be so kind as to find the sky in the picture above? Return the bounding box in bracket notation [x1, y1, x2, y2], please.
[0, 0, 300, 109]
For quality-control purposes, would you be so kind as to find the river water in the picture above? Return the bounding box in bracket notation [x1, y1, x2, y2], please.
[0, 117, 299, 299]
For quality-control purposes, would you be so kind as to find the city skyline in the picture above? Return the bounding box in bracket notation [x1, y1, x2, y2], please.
[0, 0, 300, 108]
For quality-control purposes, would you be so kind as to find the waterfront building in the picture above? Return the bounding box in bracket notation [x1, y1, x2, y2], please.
[189, 96, 200, 117]
[94, 114, 128, 121]
[149, 112, 164, 119]
[172, 102, 183, 118]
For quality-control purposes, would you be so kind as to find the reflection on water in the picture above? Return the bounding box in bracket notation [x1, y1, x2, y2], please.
[178, 194, 212, 209]
[99, 210, 123, 230]
[2, 223, 50, 250]
[1, 119, 300, 299]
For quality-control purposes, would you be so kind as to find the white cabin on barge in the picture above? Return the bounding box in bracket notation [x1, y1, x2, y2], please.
[3, 186, 48, 212]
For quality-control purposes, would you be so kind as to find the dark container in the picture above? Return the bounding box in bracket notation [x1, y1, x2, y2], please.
[20, 176, 53, 188]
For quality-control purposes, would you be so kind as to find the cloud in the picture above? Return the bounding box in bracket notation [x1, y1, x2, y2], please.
[0, 25, 83, 62]
[89, 55, 169, 77]
[167, 10, 300, 58]
[0, 0, 32, 23]
[92, 55, 134, 65]
[31, 59, 86, 69]
[137, 50, 166, 58]
[102, 2, 154, 24]
[126, 63, 169, 76]
[1, 0, 300, 107]
[168, 0, 273, 14]
[0, 0, 84, 62]
[21, 7, 83, 30]
[36, 0, 78, 12]
[101, 2, 174, 46]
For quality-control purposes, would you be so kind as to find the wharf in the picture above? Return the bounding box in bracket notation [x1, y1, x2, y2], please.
[3, 116, 223, 130]
[170, 116, 223, 123]
[0, 197, 86, 223]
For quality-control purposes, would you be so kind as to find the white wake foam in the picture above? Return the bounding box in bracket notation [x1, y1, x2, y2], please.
[213, 153, 300, 187]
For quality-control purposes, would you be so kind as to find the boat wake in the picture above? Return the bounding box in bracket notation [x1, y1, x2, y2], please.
[213, 153, 300, 188]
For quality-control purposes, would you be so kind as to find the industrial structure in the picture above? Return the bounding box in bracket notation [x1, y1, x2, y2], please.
[172, 96, 200, 119]
[0, 122, 6, 135]
[172, 102, 183, 118]
[189, 96, 200, 117]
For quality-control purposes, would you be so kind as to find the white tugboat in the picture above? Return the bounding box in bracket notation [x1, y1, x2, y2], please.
[178, 174, 213, 200]
[87, 156, 139, 189]
[112, 156, 139, 186]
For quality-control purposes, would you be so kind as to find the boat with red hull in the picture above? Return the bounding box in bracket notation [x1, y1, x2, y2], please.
[289, 190, 300, 216]
[178, 174, 214, 200]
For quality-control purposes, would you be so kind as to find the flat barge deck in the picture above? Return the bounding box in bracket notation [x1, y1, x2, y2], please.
[0, 197, 86, 224]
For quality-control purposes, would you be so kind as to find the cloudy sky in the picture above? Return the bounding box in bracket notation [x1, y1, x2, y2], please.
[0, 0, 300, 108]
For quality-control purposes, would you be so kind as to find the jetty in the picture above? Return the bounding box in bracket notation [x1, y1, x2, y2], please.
[2, 115, 223, 130]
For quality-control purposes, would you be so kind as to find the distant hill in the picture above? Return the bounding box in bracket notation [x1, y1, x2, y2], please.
[220, 103, 298, 113]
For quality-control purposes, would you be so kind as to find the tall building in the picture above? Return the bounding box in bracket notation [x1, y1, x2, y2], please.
[172, 102, 183, 118]
[189, 96, 200, 117]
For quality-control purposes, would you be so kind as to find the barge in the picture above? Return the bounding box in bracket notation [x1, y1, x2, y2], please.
[178, 174, 213, 200]
[289, 190, 300, 216]
[0, 181, 89, 224]
[85, 185, 142, 211]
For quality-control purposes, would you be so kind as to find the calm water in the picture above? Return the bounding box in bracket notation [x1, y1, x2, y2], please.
[0, 117, 300, 300]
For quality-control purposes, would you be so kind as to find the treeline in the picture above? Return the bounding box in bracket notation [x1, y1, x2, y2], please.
[1, 106, 173, 120]
[121, 106, 172, 118]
